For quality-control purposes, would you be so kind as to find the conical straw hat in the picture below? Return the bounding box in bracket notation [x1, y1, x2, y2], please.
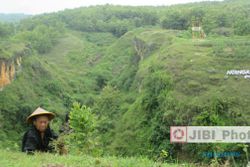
[26, 107, 55, 124]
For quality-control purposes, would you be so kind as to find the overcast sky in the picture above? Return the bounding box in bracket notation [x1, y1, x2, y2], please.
[0, 0, 223, 15]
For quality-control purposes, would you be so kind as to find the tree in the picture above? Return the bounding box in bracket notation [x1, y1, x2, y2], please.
[68, 102, 98, 154]
[216, 13, 230, 27]
[93, 85, 121, 146]
[0, 22, 13, 38]
[190, 8, 205, 22]
[234, 19, 250, 35]
[16, 24, 61, 54]
[141, 12, 159, 26]
[162, 12, 189, 30]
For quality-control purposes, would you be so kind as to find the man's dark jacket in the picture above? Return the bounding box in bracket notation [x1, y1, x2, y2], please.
[22, 125, 58, 153]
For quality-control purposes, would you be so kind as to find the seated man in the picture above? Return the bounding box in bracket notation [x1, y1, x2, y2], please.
[22, 107, 58, 154]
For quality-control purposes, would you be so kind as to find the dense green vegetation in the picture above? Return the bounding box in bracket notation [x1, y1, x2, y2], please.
[0, 0, 250, 166]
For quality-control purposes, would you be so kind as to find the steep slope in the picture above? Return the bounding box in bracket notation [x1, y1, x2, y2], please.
[92, 28, 250, 158]
[0, 31, 117, 147]
[0, 43, 29, 90]
[0, 0, 250, 164]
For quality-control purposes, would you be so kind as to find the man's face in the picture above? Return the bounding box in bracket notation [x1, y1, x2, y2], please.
[33, 115, 49, 132]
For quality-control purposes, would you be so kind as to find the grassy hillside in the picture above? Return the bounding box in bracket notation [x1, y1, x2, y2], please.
[0, 0, 250, 165]
[97, 28, 250, 159]
[1, 27, 250, 164]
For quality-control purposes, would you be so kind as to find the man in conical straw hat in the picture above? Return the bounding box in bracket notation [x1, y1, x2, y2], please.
[22, 107, 58, 154]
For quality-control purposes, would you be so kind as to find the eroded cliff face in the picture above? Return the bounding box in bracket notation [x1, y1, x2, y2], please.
[0, 56, 22, 90]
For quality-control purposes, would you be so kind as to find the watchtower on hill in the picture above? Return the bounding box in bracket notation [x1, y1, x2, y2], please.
[191, 20, 206, 39]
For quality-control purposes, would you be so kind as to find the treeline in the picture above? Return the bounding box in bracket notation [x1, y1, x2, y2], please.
[0, 19, 65, 55]
[16, 0, 250, 38]
[161, 0, 250, 36]
[1, 0, 246, 54]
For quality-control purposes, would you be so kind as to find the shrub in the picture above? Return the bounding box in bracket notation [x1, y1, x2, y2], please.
[67, 102, 100, 155]
[234, 19, 250, 36]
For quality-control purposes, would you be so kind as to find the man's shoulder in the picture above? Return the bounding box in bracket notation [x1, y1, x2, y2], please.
[24, 126, 38, 138]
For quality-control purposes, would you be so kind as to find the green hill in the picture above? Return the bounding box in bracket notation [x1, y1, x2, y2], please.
[0, 0, 250, 166]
